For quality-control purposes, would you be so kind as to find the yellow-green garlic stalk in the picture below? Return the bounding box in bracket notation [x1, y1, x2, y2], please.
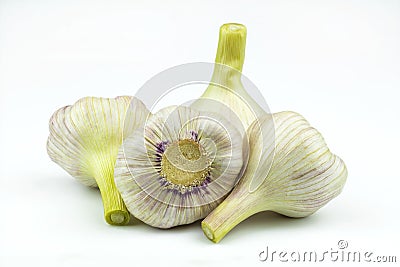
[202, 112, 348, 242]
[47, 96, 149, 225]
[191, 23, 265, 132]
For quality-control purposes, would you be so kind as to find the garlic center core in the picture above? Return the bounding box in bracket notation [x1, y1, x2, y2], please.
[177, 139, 201, 160]
[160, 139, 211, 186]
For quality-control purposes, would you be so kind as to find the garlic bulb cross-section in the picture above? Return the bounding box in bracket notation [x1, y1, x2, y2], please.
[202, 111, 348, 242]
[114, 106, 244, 228]
[47, 96, 149, 225]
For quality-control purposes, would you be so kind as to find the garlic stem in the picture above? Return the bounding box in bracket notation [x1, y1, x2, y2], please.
[94, 169, 130, 226]
[201, 188, 261, 243]
[207, 23, 246, 89]
[214, 23, 246, 72]
[194, 23, 265, 132]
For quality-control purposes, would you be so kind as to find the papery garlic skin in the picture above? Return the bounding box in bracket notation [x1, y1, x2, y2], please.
[202, 111, 347, 243]
[114, 105, 244, 228]
[191, 23, 265, 133]
[47, 96, 149, 225]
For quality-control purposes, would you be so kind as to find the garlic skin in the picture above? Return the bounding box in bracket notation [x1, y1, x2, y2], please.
[47, 96, 149, 225]
[191, 23, 265, 133]
[202, 111, 347, 243]
[114, 105, 244, 228]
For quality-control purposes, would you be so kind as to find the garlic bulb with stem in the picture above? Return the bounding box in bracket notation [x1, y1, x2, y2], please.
[47, 96, 149, 225]
[202, 111, 347, 243]
[114, 105, 244, 228]
[191, 23, 266, 132]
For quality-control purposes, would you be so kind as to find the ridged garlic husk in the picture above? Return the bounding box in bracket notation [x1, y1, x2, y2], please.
[47, 96, 149, 225]
[114, 105, 244, 228]
[202, 111, 347, 243]
[191, 23, 265, 133]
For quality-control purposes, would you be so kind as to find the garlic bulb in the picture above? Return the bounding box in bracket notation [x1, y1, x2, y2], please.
[202, 111, 347, 243]
[191, 23, 265, 132]
[114, 105, 244, 228]
[47, 96, 149, 225]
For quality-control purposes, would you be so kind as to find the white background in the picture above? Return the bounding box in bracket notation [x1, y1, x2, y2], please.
[1, 0, 399, 266]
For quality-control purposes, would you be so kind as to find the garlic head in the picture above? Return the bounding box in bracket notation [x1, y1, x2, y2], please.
[202, 111, 348, 242]
[47, 96, 149, 225]
[114, 105, 244, 228]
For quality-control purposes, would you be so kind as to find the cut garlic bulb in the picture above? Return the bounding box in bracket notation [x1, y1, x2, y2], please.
[114, 105, 244, 228]
[202, 111, 347, 243]
[47, 96, 149, 225]
[191, 23, 265, 133]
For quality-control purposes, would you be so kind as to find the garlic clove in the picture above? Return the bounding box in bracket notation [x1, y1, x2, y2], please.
[47, 96, 150, 225]
[114, 105, 244, 228]
[201, 111, 347, 243]
[191, 23, 266, 134]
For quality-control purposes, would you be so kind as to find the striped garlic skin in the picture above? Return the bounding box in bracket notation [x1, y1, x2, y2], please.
[253, 111, 347, 217]
[114, 106, 244, 228]
[202, 111, 347, 242]
[47, 96, 148, 186]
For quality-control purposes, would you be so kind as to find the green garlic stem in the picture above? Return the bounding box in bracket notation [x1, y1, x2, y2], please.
[215, 23, 246, 72]
[95, 171, 130, 226]
[202, 190, 260, 243]
[196, 22, 265, 132]
[208, 23, 247, 88]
